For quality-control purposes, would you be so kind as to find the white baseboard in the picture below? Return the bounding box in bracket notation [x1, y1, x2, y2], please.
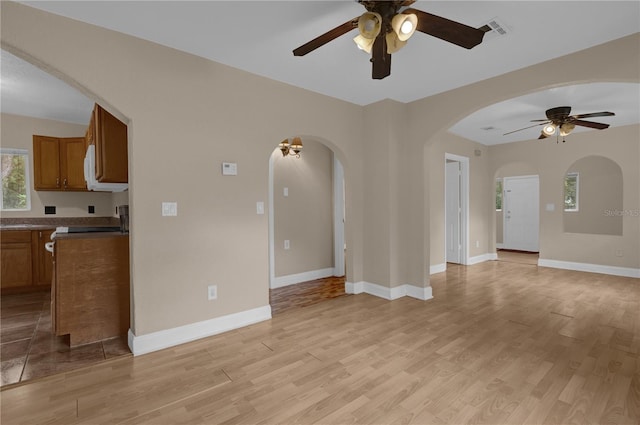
[538, 259, 640, 278]
[128, 305, 272, 356]
[468, 253, 498, 265]
[271, 268, 335, 289]
[430, 263, 447, 275]
[345, 281, 433, 301]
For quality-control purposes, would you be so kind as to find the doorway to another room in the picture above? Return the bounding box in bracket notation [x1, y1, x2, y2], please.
[445, 154, 469, 266]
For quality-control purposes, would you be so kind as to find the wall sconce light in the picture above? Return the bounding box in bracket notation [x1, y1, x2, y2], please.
[279, 137, 303, 158]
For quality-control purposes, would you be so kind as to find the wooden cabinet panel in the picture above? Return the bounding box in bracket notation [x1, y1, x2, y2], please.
[33, 136, 87, 191]
[94, 104, 128, 183]
[60, 137, 87, 190]
[1, 230, 54, 292]
[33, 135, 61, 190]
[55, 235, 130, 346]
[1, 231, 33, 289]
[32, 229, 54, 286]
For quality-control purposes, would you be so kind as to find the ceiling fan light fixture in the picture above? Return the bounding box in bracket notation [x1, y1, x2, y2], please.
[542, 123, 556, 137]
[391, 13, 417, 41]
[559, 122, 575, 136]
[358, 12, 382, 39]
[386, 31, 407, 54]
[353, 34, 375, 53]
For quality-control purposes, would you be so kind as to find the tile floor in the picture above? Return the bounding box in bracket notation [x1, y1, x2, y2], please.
[1, 290, 131, 387]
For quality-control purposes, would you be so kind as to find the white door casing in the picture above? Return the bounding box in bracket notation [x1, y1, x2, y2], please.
[444, 153, 469, 267]
[445, 160, 461, 263]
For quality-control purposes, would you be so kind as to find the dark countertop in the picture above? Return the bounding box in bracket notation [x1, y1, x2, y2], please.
[55, 232, 128, 240]
[1, 217, 120, 231]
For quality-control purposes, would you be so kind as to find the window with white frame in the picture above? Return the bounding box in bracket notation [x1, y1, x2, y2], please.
[1, 149, 31, 211]
[495, 178, 503, 211]
[564, 172, 579, 211]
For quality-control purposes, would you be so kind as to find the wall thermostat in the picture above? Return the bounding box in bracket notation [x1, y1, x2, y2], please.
[222, 162, 237, 176]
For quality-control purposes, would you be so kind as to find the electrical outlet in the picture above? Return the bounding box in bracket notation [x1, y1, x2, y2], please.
[88, 205, 95, 214]
[475, 240, 480, 248]
[284, 240, 290, 250]
[44, 206, 56, 215]
[208, 285, 217, 300]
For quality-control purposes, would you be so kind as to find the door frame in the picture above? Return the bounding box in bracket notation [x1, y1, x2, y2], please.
[444, 153, 469, 266]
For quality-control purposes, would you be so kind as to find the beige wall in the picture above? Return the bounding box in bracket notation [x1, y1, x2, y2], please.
[428, 133, 490, 266]
[564, 156, 623, 236]
[2, 1, 638, 343]
[1, 2, 365, 335]
[273, 140, 333, 277]
[1, 113, 116, 218]
[489, 124, 639, 268]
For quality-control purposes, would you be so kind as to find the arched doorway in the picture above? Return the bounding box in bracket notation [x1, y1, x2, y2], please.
[267, 137, 347, 313]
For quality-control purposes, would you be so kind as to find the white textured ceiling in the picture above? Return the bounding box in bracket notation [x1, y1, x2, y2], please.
[2, 1, 639, 143]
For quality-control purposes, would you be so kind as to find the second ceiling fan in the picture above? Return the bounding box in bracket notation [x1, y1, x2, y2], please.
[293, 0, 489, 80]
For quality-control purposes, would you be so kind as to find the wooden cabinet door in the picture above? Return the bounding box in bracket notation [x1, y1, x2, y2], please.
[60, 137, 87, 191]
[33, 135, 61, 190]
[0, 231, 33, 289]
[32, 230, 54, 286]
[94, 104, 128, 183]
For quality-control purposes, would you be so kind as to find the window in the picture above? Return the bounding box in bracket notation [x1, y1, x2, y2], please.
[495, 179, 503, 211]
[1, 149, 31, 211]
[564, 172, 579, 211]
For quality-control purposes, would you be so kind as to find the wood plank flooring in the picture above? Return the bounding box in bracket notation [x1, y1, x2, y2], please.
[270, 276, 348, 315]
[1, 260, 639, 424]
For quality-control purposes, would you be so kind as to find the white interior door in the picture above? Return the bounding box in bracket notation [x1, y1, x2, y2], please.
[446, 161, 461, 263]
[503, 175, 539, 252]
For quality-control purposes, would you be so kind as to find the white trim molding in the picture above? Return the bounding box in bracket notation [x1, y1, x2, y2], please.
[345, 281, 433, 301]
[271, 268, 335, 289]
[128, 305, 272, 356]
[468, 253, 498, 265]
[430, 263, 447, 275]
[538, 259, 640, 278]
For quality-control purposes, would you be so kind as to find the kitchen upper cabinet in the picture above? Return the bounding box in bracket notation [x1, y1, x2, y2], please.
[1, 231, 33, 289]
[89, 104, 128, 183]
[33, 136, 87, 191]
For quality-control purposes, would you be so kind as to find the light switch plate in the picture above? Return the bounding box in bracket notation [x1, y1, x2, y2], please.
[162, 202, 178, 216]
[256, 202, 264, 215]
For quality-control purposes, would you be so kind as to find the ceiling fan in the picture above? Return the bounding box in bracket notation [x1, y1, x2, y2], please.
[504, 106, 615, 142]
[292, 0, 489, 80]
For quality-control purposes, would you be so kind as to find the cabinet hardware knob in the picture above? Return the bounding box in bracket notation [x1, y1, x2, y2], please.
[56, 178, 60, 187]
[63, 178, 67, 188]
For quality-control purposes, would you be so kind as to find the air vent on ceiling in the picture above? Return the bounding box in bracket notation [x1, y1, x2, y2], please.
[480, 17, 512, 41]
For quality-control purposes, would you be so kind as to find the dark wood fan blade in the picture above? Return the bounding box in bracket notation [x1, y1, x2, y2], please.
[371, 36, 391, 79]
[538, 132, 549, 139]
[572, 111, 615, 119]
[572, 119, 610, 130]
[503, 122, 548, 136]
[530, 119, 550, 122]
[293, 18, 358, 56]
[404, 8, 486, 49]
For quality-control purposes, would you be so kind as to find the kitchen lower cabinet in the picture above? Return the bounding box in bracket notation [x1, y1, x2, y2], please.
[1, 229, 54, 292]
[53, 233, 130, 346]
[1, 231, 33, 289]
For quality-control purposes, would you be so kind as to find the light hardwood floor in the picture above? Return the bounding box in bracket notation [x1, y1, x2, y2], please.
[1, 260, 639, 424]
